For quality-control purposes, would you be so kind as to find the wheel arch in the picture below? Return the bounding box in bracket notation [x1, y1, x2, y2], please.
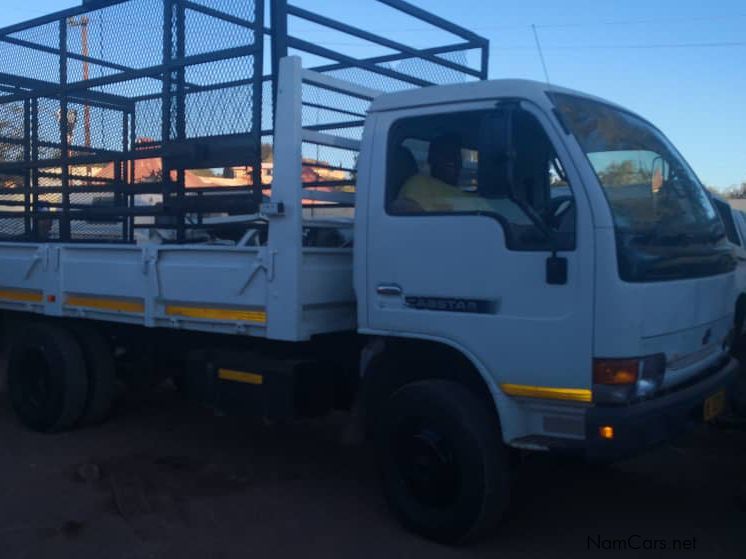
[735, 292, 746, 330]
[360, 335, 509, 437]
[733, 292, 746, 356]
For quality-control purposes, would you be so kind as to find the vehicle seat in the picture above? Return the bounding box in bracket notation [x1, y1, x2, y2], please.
[387, 146, 418, 208]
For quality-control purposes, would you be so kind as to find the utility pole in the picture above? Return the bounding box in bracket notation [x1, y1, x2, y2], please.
[67, 16, 91, 175]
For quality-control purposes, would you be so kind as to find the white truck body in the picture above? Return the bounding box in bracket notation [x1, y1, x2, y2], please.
[0, 0, 739, 543]
[0, 57, 738, 453]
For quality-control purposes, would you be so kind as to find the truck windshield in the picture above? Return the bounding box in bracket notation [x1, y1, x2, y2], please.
[551, 93, 734, 282]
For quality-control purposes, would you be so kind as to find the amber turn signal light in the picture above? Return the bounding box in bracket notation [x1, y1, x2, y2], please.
[593, 358, 639, 385]
[599, 426, 615, 440]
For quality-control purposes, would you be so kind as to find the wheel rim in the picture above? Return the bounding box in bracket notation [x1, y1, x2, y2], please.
[392, 419, 461, 508]
[15, 347, 52, 413]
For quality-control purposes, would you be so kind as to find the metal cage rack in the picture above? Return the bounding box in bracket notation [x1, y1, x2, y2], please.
[0, 0, 488, 243]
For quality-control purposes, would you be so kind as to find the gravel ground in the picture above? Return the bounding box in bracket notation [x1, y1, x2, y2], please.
[0, 383, 744, 559]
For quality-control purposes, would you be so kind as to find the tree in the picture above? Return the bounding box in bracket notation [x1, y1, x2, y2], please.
[261, 143, 273, 162]
[722, 182, 746, 199]
[597, 160, 652, 187]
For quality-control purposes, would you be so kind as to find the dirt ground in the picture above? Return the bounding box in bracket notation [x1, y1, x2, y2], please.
[0, 383, 744, 559]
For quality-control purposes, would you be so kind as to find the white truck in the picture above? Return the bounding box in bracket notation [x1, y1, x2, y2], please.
[0, 0, 739, 544]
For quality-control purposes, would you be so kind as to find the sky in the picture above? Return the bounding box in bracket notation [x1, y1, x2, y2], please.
[2, 0, 744, 190]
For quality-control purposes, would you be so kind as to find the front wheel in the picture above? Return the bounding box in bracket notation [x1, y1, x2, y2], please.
[375, 380, 510, 545]
[731, 361, 746, 417]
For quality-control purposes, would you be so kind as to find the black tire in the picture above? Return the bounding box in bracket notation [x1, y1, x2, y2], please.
[375, 380, 510, 545]
[70, 323, 116, 426]
[7, 322, 89, 433]
[734, 302, 746, 352]
[731, 361, 746, 417]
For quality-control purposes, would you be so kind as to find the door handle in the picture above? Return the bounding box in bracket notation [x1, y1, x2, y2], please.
[377, 283, 403, 296]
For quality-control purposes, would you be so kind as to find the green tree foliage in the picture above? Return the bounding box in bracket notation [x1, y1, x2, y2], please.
[597, 160, 652, 187]
[725, 182, 746, 199]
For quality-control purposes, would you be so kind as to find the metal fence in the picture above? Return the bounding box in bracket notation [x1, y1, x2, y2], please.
[0, 0, 488, 243]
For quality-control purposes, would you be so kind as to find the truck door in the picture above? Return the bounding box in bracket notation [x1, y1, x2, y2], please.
[363, 100, 595, 401]
[713, 198, 746, 289]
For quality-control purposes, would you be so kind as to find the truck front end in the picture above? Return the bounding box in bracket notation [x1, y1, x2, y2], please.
[552, 93, 738, 461]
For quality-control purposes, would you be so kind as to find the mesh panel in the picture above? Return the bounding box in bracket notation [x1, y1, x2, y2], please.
[0, 174, 24, 189]
[66, 101, 124, 152]
[0, 0, 264, 242]
[133, 97, 163, 143]
[8, 21, 61, 51]
[36, 98, 62, 144]
[0, 42, 60, 84]
[185, 83, 255, 138]
[185, 56, 255, 87]
[87, 0, 165, 70]
[0, 0, 486, 243]
[0, 100, 25, 165]
[185, 6, 256, 57]
[0, 217, 26, 240]
[189, 0, 257, 22]
[0, 143, 24, 162]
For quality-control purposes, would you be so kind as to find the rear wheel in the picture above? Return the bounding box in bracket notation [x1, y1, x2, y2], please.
[70, 323, 116, 426]
[7, 322, 88, 433]
[375, 380, 510, 545]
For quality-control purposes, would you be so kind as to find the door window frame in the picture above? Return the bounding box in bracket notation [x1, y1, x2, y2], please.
[383, 99, 580, 253]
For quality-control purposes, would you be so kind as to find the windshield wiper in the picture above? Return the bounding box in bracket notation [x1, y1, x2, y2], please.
[656, 232, 696, 246]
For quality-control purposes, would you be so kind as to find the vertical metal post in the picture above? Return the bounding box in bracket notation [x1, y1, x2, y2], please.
[161, 0, 173, 151]
[30, 98, 39, 240]
[121, 110, 129, 242]
[481, 41, 490, 80]
[270, 0, 288, 113]
[175, 0, 186, 242]
[162, 0, 186, 242]
[251, 0, 266, 203]
[23, 99, 31, 238]
[128, 110, 136, 243]
[59, 18, 71, 241]
[161, 0, 174, 241]
[266, 56, 303, 341]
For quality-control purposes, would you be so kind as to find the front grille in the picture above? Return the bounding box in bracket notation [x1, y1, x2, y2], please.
[658, 355, 730, 398]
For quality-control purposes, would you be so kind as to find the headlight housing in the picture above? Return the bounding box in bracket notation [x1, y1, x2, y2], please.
[593, 354, 666, 404]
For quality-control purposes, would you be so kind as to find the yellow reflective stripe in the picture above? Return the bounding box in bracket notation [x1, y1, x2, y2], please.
[165, 305, 267, 324]
[65, 295, 145, 314]
[0, 289, 43, 303]
[218, 368, 264, 385]
[501, 383, 593, 403]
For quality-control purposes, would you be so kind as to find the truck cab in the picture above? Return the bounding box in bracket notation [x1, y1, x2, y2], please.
[355, 79, 737, 463]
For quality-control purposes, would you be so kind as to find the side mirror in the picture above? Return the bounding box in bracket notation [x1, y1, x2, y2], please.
[546, 254, 568, 285]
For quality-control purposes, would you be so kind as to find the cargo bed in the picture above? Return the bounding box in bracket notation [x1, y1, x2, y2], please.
[0, 61, 368, 341]
[0, 0, 488, 340]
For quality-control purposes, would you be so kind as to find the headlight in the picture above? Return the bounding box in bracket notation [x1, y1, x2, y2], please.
[593, 354, 666, 404]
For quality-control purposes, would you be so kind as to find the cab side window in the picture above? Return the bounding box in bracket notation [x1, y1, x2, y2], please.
[386, 107, 576, 251]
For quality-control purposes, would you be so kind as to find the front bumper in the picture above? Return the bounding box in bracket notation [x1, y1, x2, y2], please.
[584, 357, 738, 462]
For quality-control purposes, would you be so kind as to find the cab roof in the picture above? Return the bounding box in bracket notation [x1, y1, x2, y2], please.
[368, 78, 628, 114]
